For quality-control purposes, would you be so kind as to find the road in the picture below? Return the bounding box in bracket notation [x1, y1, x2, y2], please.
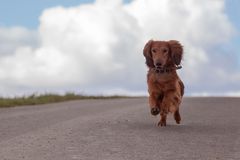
[0, 97, 240, 160]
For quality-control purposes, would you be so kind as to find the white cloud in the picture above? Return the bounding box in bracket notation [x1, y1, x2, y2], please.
[0, 0, 239, 96]
[0, 26, 39, 56]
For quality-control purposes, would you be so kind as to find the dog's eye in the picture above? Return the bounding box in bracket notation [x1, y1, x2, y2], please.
[162, 49, 168, 53]
[152, 49, 157, 53]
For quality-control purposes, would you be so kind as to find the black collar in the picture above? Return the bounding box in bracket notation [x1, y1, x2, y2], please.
[153, 65, 182, 74]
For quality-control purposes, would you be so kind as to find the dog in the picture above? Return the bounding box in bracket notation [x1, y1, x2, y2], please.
[143, 40, 184, 126]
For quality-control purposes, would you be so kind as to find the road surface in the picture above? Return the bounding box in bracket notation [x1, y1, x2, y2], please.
[0, 97, 240, 160]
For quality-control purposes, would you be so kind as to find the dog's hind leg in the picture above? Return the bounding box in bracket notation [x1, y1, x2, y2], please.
[174, 109, 181, 124]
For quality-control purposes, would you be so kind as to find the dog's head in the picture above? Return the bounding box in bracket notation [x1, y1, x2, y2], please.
[143, 40, 183, 68]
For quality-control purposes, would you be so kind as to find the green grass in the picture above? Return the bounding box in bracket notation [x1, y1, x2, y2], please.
[0, 93, 130, 108]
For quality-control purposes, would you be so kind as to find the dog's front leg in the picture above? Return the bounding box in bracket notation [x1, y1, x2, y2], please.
[158, 91, 181, 126]
[149, 92, 160, 116]
[158, 91, 179, 126]
[158, 111, 167, 127]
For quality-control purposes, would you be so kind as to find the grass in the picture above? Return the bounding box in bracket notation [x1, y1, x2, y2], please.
[0, 93, 130, 108]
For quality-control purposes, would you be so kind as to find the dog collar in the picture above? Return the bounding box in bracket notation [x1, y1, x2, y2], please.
[153, 65, 182, 74]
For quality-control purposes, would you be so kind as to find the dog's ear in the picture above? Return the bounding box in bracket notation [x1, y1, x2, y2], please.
[143, 40, 154, 68]
[168, 40, 183, 65]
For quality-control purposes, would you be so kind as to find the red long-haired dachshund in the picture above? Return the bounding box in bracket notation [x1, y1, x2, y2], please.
[143, 40, 184, 126]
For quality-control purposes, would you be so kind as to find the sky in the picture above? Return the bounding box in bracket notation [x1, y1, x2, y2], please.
[0, 0, 240, 97]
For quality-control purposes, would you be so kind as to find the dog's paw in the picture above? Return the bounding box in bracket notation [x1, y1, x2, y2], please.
[176, 120, 180, 124]
[157, 120, 166, 127]
[151, 107, 160, 116]
[175, 117, 181, 124]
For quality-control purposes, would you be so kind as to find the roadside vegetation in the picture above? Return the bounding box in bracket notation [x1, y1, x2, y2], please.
[0, 93, 130, 108]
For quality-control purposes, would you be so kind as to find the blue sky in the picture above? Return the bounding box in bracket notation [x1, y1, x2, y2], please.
[225, 0, 240, 61]
[226, 0, 240, 29]
[0, 0, 240, 96]
[0, 0, 94, 28]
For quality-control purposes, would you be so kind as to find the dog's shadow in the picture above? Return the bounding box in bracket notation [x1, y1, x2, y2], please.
[124, 120, 226, 135]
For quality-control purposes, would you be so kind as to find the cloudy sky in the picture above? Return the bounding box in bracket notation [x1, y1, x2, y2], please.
[0, 0, 240, 97]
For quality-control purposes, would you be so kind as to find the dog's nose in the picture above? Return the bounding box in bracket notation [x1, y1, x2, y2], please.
[156, 62, 162, 67]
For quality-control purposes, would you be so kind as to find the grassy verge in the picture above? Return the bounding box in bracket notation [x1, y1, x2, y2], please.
[0, 93, 130, 108]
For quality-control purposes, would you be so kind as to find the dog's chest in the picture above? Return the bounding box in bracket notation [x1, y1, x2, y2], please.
[153, 78, 169, 91]
[152, 73, 169, 83]
[148, 71, 176, 91]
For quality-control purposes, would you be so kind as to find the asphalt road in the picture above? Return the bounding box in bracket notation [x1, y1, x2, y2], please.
[0, 97, 240, 160]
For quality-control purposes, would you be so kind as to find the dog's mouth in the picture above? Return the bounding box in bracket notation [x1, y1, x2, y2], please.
[154, 62, 164, 69]
[154, 64, 166, 70]
[155, 66, 164, 69]
[154, 65, 167, 74]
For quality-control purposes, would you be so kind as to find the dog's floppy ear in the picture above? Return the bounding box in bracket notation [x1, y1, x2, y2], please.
[143, 40, 154, 68]
[168, 40, 183, 65]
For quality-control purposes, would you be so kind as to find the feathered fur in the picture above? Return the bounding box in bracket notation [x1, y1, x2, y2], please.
[143, 40, 184, 126]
